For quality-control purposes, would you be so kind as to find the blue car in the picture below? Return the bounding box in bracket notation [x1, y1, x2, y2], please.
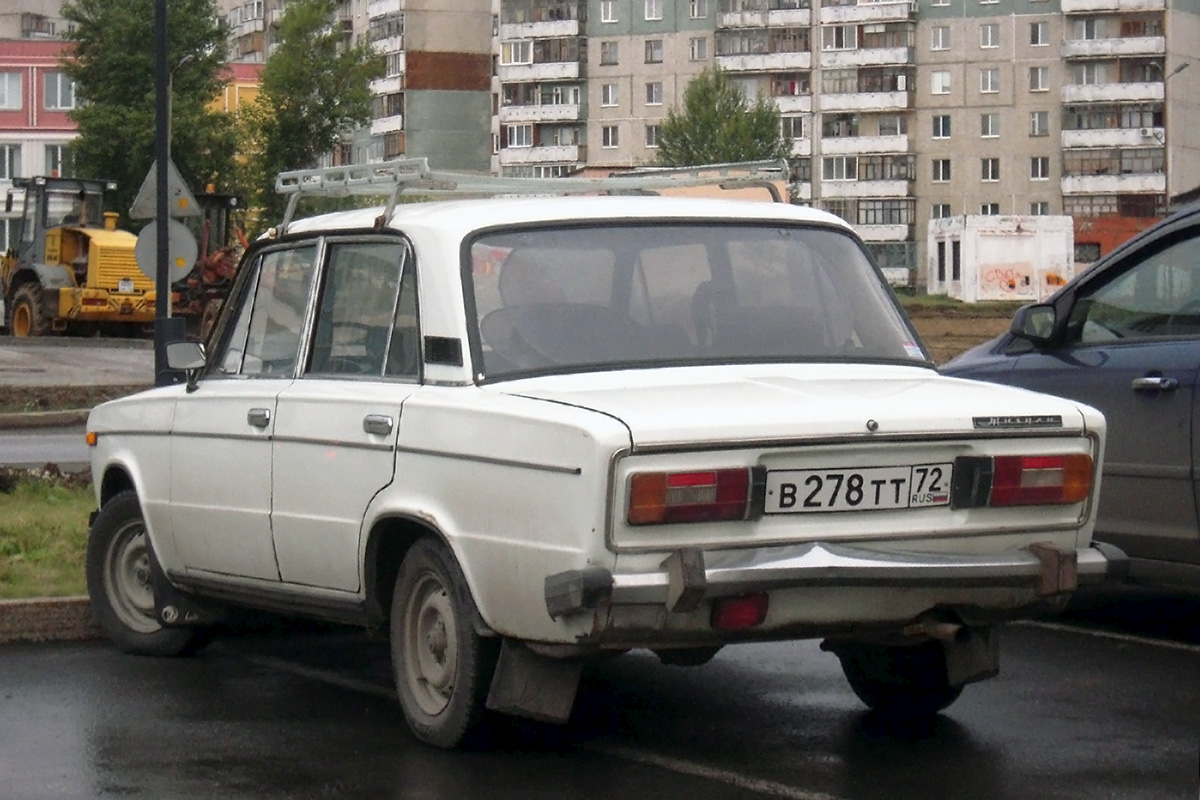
[943, 202, 1200, 593]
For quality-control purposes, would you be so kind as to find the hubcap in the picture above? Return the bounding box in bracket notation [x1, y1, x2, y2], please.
[403, 572, 458, 716]
[103, 520, 161, 634]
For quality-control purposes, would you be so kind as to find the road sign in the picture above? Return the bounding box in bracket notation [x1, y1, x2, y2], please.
[129, 159, 202, 219]
[135, 218, 198, 285]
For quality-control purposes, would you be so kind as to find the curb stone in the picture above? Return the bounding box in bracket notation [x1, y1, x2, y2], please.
[0, 596, 102, 644]
[0, 409, 91, 430]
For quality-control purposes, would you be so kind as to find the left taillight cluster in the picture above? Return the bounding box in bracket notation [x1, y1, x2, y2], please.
[628, 469, 751, 525]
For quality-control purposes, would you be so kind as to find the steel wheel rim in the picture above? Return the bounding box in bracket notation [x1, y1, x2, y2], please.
[103, 518, 160, 634]
[402, 571, 458, 717]
[12, 303, 30, 337]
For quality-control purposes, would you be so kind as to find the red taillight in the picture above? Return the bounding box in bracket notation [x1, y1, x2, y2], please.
[628, 468, 750, 525]
[990, 454, 1092, 506]
[711, 593, 769, 631]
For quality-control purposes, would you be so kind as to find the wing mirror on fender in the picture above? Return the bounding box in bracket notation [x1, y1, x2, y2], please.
[166, 341, 206, 393]
[1009, 303, 1057, 347]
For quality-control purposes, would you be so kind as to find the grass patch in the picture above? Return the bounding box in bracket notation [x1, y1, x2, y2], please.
[897, 294, 1025, 319]
[0, 473, 93, 599]
[0, 384, 151, 414]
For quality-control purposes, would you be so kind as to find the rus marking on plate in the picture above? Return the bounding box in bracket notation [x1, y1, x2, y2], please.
[973, 415, 1062, 429]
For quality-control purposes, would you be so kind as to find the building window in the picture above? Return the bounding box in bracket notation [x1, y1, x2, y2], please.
[0, 73, 21, 110]
[689, 37, 708, 61]
[505, 124, 533, 148]
[1030, 201, 1050, 215]
[822, 26, 856, 51]
[1030, 156, 1050, 179]
[1030, 21, 1048, 46]
[931, 70, 951, 95]
[601, 0, 617, 22]
[932, 115, 951, 139]
[645, 39, 663, 63]
[1029, 66, 1049, 92]
[932, 158, 951, 182]
[43, 72, 75, 110]
[1030, 110, 1050, 136]
[781, 116, 804, 140]
[980, 68, 999, 93]
[602, 125, 619, 148]
[1074, 62, 1107, 85]
[931, 26, 949, 51]
[879, 115, 907, 136]
[980, 23, 999, 48]
[931, 0, 950, 5]
[45, 144, 72, 177]
[645, 124, 660, 148]
[645, 0, 663, 20]
[0, 144, 21, 179]
[980, 203, 1001, 215]
[600, 41, 619, 65]
[690, 0, 708, 18]
[932, 203, 952, 219]
[981, 157, 1000, 181]
[981, 113, 999, 137]
[502, 40, 533, 65]
[645, 81, 663, 105]
[822, 113, 858, 137]
[601, 83, 618, 107]
[822, 156, 858, 181]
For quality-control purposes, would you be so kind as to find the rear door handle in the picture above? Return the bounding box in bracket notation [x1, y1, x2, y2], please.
[1131, 376, 1179, 392]
[363, 414, 394, 436]
[247, 407, 271, 428]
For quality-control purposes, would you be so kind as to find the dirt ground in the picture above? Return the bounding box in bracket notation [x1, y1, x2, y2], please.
[909, 312, 1012, 365]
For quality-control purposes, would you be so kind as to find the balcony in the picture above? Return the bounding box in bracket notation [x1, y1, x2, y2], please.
[501, 20, 581, 40]
[1061, 127, 1163, 149]
[819, 91, 910, 112]
[818, 0, 916, 25]
[856, 223, 910, 241]
[820, 134, 910, 154]
[368, 0, 401, 18]
[717, 52, 813, 72]
[373, 36, 404, 57]
[789, 139, 813, 157]
[370, 115, 403, 137]
[371, 75, 404, 95]
[1061, 174, 1165, 194]
[1061, 36, 1165, 59]
[775, 95, 813, 114]
[793, 181, 813, 202]
[1060, 82, 1163, 103]
[499, 103, 583, 123]
[499, 144, 584, 164]
[819, 46, 913, 68]
[499, 62, 582, 82]
[1061, 0, 1163, 11]
[819, 179, 909, 198]
[719, 8, 814, 27]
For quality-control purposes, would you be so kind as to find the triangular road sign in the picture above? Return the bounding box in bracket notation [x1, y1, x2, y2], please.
[129, 158, 202, 219]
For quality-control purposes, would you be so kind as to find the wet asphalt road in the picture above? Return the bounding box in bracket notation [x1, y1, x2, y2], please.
[3, 590, 1198, 800]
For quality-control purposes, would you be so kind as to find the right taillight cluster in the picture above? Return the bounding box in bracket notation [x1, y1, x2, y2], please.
[952, 453, 1093, 509]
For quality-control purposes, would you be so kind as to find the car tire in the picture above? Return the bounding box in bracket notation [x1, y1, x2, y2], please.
[390, 537, 499, 748]
[86, 490, 205, 657]
[835, 640, 963, 719]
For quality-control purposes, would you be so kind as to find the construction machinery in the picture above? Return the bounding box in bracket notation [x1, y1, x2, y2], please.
[175, 188, 244, 339]
[1, 176, 155, 336]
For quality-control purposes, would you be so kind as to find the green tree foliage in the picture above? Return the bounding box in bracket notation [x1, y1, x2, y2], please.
[61, 0, 238, 226]
[657, 67, 789, 167]
[241, 0, 384, 227]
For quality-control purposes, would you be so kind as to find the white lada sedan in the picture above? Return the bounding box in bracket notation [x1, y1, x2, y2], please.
[85, 166, 1124, 748]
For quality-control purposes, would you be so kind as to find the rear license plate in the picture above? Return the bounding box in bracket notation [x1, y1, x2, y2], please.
[118, 278, 134, 293]
[765, 463, 953, 514]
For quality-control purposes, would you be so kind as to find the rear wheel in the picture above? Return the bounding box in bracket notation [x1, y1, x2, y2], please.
[834, 640, 963, 719]
[86, 490, 205, 656]
[10, 283, 49, 337]
[390, 538, 499, 748]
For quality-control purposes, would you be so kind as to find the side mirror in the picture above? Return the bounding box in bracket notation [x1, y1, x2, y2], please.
[1009, 303, 1057, 347]
[166, 341, 206, 392]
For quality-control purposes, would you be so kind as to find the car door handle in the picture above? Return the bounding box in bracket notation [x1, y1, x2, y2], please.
[247, 407, 271, 428]
[363, 414, 394, 436]
[1131, 376, 1179, 392]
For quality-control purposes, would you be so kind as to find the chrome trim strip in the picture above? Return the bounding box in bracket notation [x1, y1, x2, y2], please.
[273, 434, 395, 453]
[629, 428, 1095, 455]
[396, 445, 582, 475]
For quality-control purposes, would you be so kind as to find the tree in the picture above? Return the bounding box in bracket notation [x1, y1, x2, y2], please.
[656, 67, 789, 167]
[61, 0, 239, 225]
[240, 0, 384, 227]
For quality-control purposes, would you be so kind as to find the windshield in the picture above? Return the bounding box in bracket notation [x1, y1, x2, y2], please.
[467, 222, 927, 379]
[45, 188, 104, 228]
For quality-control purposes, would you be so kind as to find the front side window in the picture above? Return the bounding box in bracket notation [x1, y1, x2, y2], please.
[468, 223, 925, 380]
[215, 245, 318, 377]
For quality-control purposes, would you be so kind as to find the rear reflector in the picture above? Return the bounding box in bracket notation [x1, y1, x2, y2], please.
[711, 593, 769, 631]
[990, 454, 1092, 506]
[628, 468, 750, 525]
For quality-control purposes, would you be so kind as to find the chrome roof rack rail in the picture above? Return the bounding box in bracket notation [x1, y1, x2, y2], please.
[273, 158, 791, 234]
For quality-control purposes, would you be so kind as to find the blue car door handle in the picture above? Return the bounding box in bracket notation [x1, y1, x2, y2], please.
[1131, 376, 1179, 392]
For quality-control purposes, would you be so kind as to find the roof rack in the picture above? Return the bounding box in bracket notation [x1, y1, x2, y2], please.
[273, 158, 790, 234]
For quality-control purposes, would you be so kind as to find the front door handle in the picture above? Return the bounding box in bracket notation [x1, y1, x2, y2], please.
[1131, 376, 1179, 392]
[247, 407, 271, 428]
[363, 414, 394, 436]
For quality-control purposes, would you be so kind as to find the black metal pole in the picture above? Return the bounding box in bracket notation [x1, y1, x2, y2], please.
[153, 0, 169, 385]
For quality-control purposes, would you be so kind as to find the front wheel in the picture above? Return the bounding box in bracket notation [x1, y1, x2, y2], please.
[10, 283, 50, 337]
[86, 490, 204, 656]
[390, 538, 499, 748]
[834, 640, 963, 719]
